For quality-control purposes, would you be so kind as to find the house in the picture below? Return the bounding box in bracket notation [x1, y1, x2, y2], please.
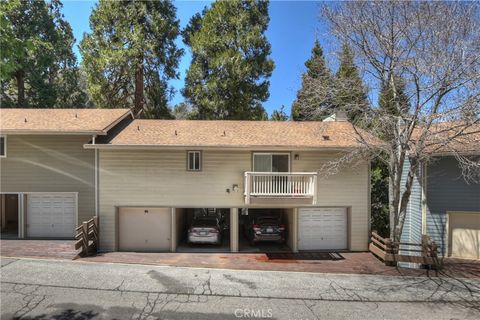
[402, 125, 480, 260]
[1, 108, 378, 253]
[87, 118, 378, 253]
[0, 108, 132, 238]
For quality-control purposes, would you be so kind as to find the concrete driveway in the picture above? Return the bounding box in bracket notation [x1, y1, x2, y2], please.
[1, 257, 480, 319]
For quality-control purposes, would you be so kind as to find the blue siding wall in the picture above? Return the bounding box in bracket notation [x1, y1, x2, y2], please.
[401, 159, 423, 245]
[426, 157, 480, 256]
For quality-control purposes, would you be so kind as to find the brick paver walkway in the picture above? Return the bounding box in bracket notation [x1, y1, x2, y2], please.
[82, 251, 480, 278]
[1, 239, 478, 278]
[0, 240, 77, 260]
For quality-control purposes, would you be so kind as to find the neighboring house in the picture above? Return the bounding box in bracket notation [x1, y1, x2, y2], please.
[402, 126, 480, 260]
[0, 109, 132, 238]
[1, 108, 378, 254]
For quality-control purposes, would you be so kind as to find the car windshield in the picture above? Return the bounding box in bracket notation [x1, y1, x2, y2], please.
[192, 219, 217, 227]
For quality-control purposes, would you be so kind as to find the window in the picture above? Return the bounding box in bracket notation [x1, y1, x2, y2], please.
[253, 153, 289, 172]
[0, 136, 5, 158]
[187, 151, 201, 171]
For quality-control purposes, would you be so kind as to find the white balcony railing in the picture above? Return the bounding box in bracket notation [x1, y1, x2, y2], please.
[244, 172, 317, 204]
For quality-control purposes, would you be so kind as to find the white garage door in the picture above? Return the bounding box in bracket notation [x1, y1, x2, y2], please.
[27, 193, 76, 238]
[449, 212, 480, 260]
[118, 207, 171, 251]
[299, 207, 347, 250]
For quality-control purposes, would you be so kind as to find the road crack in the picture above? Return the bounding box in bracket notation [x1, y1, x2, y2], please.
[11, 284, 46, 319]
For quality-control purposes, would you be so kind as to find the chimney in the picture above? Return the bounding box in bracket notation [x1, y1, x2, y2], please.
[322, 111, 348, 122]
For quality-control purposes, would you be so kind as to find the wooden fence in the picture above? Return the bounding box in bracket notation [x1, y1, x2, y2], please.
[369, 231, 441, 268]
[75, 216, 98, 257]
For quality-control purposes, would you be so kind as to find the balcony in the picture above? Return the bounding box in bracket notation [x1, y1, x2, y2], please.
[244, 172, 318, 205]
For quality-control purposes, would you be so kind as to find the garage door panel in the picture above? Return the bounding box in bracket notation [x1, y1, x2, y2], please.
[449, 212, 480, 260]
[299, 208, 347, 251]
[119, 207, 171, 252]
[27, 193, 76, 238]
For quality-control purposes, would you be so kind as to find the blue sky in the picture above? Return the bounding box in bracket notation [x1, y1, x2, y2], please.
[61, 0, 338, 116]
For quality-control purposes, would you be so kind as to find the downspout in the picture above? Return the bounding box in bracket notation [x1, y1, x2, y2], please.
[19, 193, 25, 238]
[93, 136, 98, 217]
[421, 162, 427, 235]
[368, 161, 372, 238]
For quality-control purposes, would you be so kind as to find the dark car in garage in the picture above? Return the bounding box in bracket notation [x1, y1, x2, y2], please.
[244, 212, 286, 245]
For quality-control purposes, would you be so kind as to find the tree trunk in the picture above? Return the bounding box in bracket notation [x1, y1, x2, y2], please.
[394, 158, 419, 241]
[134, 59, 144, 116]
[388, 147, 420, 242]
[16, 69, 25, 107]
[388, 162, 396, 239]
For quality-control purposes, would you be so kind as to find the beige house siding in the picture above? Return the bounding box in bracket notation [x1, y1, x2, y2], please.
[285, 208, 297, 251]
[293, 152, 369, 251]
[98, 150, 369, 251]
[0, 135, 95, 224]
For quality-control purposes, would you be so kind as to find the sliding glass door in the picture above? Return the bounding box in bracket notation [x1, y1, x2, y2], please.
[253, 153, 289, 172]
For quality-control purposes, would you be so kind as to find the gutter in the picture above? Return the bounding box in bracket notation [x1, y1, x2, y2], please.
[82, 144, 359, 152]
[0, 130, 107, 136]
[429, 151, 480, 156]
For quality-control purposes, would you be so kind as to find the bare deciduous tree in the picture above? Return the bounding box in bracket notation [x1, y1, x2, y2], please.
[307, 2, 480, 241]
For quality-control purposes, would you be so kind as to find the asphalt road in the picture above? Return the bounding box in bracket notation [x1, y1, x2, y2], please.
[1, 257, 479, 320]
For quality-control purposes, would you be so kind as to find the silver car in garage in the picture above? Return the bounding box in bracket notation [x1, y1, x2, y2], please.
[187, 218, 222, 245]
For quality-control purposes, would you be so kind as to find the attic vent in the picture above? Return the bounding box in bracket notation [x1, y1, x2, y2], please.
[322, 135, 330, 141]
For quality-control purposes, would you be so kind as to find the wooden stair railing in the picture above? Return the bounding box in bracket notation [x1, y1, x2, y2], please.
[75, 216, 98, 257]
[369, 231, 441, 268]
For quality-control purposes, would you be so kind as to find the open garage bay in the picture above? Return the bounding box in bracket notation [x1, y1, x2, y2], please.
[175, 208, 231, 253]
[238, 208, 293, 253]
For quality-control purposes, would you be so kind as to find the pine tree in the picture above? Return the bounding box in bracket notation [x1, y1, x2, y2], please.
[49, 0, 89, 108]
[371, 158, 390, 237]
[334, 43, 369, 123]
[371, 75, 410, 236]
[0, 0, 87, 108]
[172, 102, 195, 120]
[270, 105, 289, 121]
[80, 0, 182, 118]
[378, 74, 409, 116]
[291, 40, 335, 121]
[0, 0, 21, 91]
[377, 74, 410, 143]
[182, 0, 274, 120]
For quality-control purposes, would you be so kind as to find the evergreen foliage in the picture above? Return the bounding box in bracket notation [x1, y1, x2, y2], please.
[182, 0, 274, 120]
